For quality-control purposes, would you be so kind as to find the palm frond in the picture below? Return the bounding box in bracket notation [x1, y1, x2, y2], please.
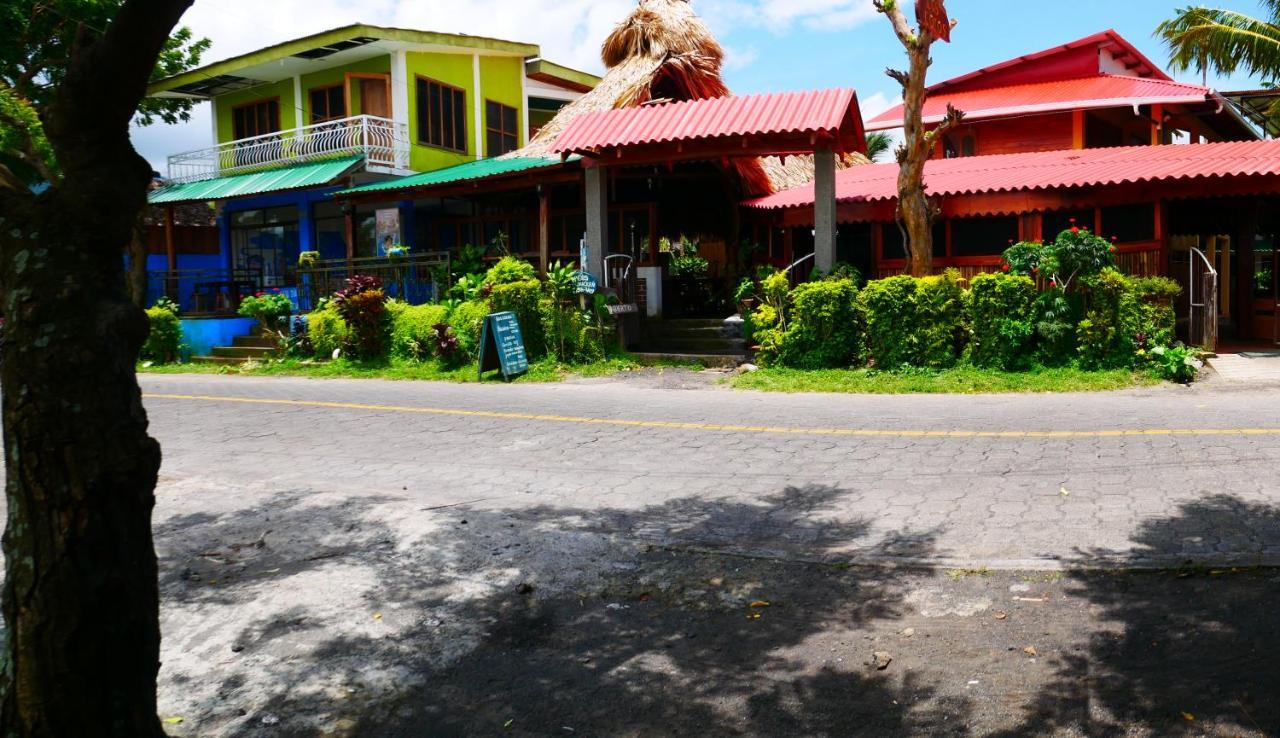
[1157, 6, 1280, 79]
[865, 131, 894, 162]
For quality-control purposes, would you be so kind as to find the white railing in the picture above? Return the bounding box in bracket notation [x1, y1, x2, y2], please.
[166, 115, 410, 183]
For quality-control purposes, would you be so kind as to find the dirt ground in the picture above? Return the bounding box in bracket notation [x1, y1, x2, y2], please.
[155, 476, 1280, 738]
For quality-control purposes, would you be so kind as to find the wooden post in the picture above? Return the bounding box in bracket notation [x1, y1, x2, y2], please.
[538, 186, 550, 275]
[344, 205, 356, 271]
[584, 165, 607, 280]
[164, 204, 177, 302]
[1151, 105, 1164, 146]
[1072, 110, 1085, 149]
[813, 146, 837, 274]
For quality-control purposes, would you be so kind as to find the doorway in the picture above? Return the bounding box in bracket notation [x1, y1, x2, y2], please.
[1254, 233, 1279, 344]
[358, 77, 390, 119]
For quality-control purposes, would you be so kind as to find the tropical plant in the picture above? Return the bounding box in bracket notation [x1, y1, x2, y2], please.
[141, 302, 183, 364]
[237, 290, 294, 334]
[483, 255, 537, 285]
[865, 131, 895, 162]
[1158, 3, 1280, 126]
[332, 275, 389, 359]
[1150, 344, 1204, 384]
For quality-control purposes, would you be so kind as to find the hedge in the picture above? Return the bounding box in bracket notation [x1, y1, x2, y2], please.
[389, 302, 452, 360]
[967, 273, 1036, 370]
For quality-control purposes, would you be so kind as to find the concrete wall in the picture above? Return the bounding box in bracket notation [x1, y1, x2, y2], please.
[179, 317, 257, 360]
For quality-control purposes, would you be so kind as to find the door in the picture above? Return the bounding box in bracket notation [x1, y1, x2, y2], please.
[1254, 233, 1278, 344]
[359, 78, 390, 119]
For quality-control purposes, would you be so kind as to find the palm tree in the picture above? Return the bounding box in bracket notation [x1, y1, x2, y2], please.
[865, 131, 894, 162]
[1157, 3, 1280, 127]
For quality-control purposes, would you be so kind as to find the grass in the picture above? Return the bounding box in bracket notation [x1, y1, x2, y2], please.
[731, 365, 1160, 395]
[138, 351, 699, 383]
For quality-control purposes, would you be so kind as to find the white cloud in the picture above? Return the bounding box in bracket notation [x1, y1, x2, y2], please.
[858, 90, 900, 121]
[723, 44, 760, 72]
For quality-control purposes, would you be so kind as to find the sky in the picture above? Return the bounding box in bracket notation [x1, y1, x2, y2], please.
[131, 0, 1274, 173]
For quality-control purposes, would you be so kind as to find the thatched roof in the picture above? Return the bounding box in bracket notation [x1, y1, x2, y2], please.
[514, 0, 864, 196]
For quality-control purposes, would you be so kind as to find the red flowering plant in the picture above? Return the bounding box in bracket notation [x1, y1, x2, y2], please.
[237, 289, 294, 337]
[1002, 223, 1114, 294]
[332, 275, 389, 359]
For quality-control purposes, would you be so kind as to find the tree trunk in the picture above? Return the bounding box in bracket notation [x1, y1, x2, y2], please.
[897, 35, 938, 278]
[129, 210, 150, 308]
[0, 1, 193, 734]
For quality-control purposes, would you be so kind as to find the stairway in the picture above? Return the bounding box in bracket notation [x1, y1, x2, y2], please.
[190, 330, 279, 365]
[634, 317, 748, 368]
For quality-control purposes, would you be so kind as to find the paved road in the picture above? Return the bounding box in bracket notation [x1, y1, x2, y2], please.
[143, 372, 1280, 568]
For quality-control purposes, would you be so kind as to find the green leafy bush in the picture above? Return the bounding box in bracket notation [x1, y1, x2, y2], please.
[237, 290, 293, 333]
[1031, 287, 1081, 366]
[968, 272, 1036, 370]
[448, 299, 491, 359]
[307, 303, 349, 358]
[489, 279, 546, 358]
[389, 302, 451, 360]
[1128, 276, 1181, 349]
[484, 256, 537, 286]
[1005, 225, 1115, 292]
[774, 278, 864, 369]
[141, 303, 183, 363]
[914, 270, 967, 367]
[1150, 344, 1203, 384]
[1077, 268, 1137, 369]
[860, 275, 919, 369]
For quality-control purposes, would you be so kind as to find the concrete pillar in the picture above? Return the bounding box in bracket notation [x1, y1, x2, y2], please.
[814, 146, 837, 273]
[584, 166, 608, 280]
[397, 199, 416, 249]
[297, 197, 316, 254]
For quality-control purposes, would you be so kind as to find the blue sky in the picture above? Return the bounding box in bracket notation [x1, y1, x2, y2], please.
[133, 0, 1274, 172]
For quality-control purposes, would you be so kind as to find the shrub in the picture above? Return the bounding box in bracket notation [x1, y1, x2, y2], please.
[1031, 287, 1081, 366]
[307, 303, 349, 358]
[489, 278, 546, 358]
[1150, 344, 1203, 384]
[141, 303, 182, 363]
[1077, 268, 1137, 369]
[333, 275, 389, 359]
[431, 323, 463, 366]
[237, 290, 293, 333]
[539, 298, 605, 364]
[914, 269, 967, 368]
[860, 275, 919, 369]
[448, 299, 491, 359]
[1128, 276, 1181, 349]
[774, 279, 863, 369]
[968, 273, 1036, 370]
[483, 256, 537, 286]
[389, 303, 451, 360]
[1005, 225, 1115, 292]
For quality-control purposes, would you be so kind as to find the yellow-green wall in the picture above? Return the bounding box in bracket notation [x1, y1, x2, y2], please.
[405, 51, 476, 171]
[299, 55, 391, 124]
[479, 55, 525, 150]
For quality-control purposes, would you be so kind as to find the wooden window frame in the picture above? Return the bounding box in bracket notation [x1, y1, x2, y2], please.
[415, 74, 468, 154]
[485, 98, 519, 157]
[230, 97, 281, 140]
[307, 84, 346, 124]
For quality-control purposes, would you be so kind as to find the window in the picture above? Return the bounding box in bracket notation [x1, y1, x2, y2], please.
[232, 99, 280, 140]
[951, 216, 1020, 257]
[1043, 209, 1095, 241]
[1100, 203, 1156, 243]
[416, 76, 467, 152]
[309, 85, 345, 123]
[485, 100, 519, 156]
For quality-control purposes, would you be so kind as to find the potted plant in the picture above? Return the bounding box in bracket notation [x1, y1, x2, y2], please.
[298, 250, 320, 269]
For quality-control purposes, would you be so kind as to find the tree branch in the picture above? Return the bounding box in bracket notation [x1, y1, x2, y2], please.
[874, 0, 919, 48]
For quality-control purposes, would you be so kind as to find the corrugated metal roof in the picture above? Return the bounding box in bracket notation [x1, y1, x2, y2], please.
[337, 156, 569, 196]
[551, 89, 860, 153]
[866, 75, 1210, 130]
[743, 140, 1280, 210]
[148, 157, 363, 204]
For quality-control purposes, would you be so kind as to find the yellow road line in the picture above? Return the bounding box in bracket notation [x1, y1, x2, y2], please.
[142, 393, 1280, 439]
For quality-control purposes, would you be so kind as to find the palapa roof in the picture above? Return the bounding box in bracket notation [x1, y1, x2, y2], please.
[511, 0, 864, 195]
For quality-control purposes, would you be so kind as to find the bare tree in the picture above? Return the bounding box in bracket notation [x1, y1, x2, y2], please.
[0, 0, 194, 734]
[874, 0, 963, 277]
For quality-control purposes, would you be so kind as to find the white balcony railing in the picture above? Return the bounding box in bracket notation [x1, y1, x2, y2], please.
[166, 115, 410, 183]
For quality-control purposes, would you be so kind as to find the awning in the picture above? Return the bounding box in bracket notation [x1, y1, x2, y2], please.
[337, 155, 572, 197]
[148, 156, 364, 204]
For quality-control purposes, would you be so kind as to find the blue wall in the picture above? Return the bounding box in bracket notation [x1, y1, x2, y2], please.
[179, 317, 257, 360]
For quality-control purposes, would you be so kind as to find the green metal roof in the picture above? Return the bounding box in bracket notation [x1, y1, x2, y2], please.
[338, 156, 573, 196]
[148, 157, 364, 205]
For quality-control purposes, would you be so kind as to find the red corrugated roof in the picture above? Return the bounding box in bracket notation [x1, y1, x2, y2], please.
[866, 75, 1211, 131]
[551, 88, 862, 154]
[743, 140, 1280, 210]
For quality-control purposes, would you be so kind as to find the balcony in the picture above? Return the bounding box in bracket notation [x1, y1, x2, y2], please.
[166, 115, 410, 183]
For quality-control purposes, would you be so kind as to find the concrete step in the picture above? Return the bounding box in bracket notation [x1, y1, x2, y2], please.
[653, 318, 736, 330]
[639, 336, 747, 353]
[188, 355, 255, 366]
[211, 345, 276, 359]
[631, 351, 746, 369]
[232, 333, 279, 348]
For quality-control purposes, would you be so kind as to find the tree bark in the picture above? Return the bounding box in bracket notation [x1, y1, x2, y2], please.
[129, 209, 150, 308]
[0, 1, 193, 735]
[876, 1, 963, 277]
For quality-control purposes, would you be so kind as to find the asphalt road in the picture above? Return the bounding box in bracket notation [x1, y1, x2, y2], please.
[143, 372, 1280, 568]
[137, 372, 1280, 737]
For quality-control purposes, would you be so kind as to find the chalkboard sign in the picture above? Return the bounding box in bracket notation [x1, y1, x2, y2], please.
[478, 311, 529, 381]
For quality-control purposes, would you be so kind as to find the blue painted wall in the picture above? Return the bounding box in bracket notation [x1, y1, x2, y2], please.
[179, 317, 257, 360]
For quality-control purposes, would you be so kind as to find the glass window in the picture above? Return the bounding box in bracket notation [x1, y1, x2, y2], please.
[485, 100, 519, 156]
[951, 216, 1020, 257]
[1255, 235, 1276, 299]
[309, 85, 345, 123]
[416, 77, 467, 152]
[232, 100, 280, 140]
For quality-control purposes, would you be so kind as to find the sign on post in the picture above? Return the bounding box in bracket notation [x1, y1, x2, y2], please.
[478, 311, 529, 381]
[573, 270, 598, 295]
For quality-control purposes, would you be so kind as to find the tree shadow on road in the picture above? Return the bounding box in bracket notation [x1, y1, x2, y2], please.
[995, 494, 1280, 737]
[160, 483, 970, 737]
